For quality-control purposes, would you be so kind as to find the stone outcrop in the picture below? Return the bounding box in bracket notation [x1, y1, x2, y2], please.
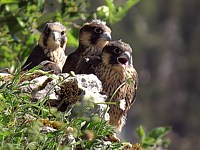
[0, 72, 108, 118]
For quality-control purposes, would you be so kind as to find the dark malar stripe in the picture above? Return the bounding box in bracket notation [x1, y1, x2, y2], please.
[43, 30, 51, 47]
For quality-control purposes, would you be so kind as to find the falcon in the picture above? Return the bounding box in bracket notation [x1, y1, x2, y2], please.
[62, 20, 111, 73]
[76, 40, 138, 132]
[22, 22, 67, 74]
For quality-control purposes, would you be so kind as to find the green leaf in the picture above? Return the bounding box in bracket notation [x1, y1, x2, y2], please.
[37, 0, 45, 11]
[136, 125, 146, 140]
[142, 136, 155, 147]
[105, 0, 140, 24]
[105, 0, 115, 11]
[96, 6, 110, 18]
[0, 0, 20, 4]
[16, 17, 25, 27]
[147, 126, 171, 140]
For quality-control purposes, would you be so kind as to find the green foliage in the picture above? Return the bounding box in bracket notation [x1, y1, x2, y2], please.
[0, 69, 171, 149]
[0, 71, 121, 149]
[137, 125, 171, 149]
[97, 0, 140, 24]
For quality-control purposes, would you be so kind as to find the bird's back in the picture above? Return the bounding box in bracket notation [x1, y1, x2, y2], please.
[62, 50, 81, 73]
[22, 45, 49, 71]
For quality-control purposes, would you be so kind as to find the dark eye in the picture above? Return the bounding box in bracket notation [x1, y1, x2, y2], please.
[61, 30, 66, 35]
[94, 28, 102, 34]
[113, 48, 121, 54]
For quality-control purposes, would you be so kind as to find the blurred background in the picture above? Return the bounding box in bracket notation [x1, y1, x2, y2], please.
[0, 0, 200, 149]
[116, 1, 200, 150]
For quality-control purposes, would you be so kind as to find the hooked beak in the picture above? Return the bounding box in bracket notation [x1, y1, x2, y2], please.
[101, 32, 111, 41]
[53, 31, 60, 41]
[53, 31, 67, 48]
[117, 51, 131, 69]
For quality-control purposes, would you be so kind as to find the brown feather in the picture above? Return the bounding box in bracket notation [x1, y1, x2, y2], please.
[62, 20, 111, 73]
[22, 22, 67, 72]
[76, 40, 138, 132]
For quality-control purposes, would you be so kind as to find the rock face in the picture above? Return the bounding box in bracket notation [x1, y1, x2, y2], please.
[18, 73, 108, 118]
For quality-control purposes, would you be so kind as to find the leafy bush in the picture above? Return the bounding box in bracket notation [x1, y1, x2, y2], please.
[0, 70, 171, 149]
[0, 70, 121, 149]
[137, 125, 171, 150]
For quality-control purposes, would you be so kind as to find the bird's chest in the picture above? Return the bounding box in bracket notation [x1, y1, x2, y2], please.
[96, 65, 128, 100]
[44, 48, 66, 70]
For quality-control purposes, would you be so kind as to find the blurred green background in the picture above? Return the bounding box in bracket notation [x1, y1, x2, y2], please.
[1, 0, 200, 149]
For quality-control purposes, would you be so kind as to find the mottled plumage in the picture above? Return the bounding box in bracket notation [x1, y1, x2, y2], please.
[22, 22, 67, 74]
[76, 40, 138, 132]
[62, 20, 111, 73]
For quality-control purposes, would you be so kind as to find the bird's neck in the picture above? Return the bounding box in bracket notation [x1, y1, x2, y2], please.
[78, 44, 102, 56]
[43, 47, 66, 70]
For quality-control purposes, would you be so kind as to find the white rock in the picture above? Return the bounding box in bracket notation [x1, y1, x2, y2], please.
[20, 73, 108, 119]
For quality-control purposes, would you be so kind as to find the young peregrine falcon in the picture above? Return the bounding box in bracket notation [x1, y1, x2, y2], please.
[76, 40, 138, 132]
[22, 22, 67, 74]
[62, 20, 111, 73]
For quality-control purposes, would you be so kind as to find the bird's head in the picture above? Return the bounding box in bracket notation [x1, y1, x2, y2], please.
[39, 22, 67, 50]
[79, 20, 111, 51]
[101, 40, 133, 72]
